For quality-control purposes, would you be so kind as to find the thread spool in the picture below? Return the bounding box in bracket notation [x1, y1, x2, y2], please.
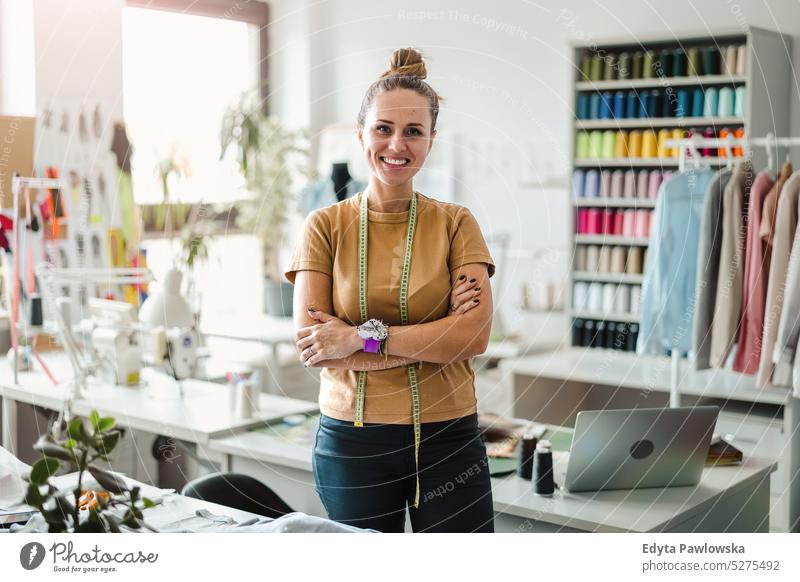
[599, 170, 612, 198]
[601, 130, 616, 158]
[533, 440, 555, 496]
[575, 131, 590, 158]
[517, 433, 539, 480]
[615, 131, 628, 158]
[588, 131, 603, 159]
[617, 52, 631, 79]
[572, 169, 585, 199]
[574, 245, 587, 271]
[641, 130, 658, 158]
[234, 379, 258, 418]
[29, 294, 43, 327]
[610, 169, 624, 198]
[734, 86, 746, 117]
[589, 93, 601, 119]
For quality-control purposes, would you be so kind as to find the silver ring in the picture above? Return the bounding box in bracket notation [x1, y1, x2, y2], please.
[451, 304, 458, 312]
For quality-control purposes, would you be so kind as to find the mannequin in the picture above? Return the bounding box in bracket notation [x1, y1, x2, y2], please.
[331, 162, 353, 202]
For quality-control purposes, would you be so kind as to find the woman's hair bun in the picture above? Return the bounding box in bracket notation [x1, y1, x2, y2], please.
[381, 47, 427, 80]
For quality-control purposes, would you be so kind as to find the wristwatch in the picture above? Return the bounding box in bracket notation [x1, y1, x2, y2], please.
[357, 318, 389, 353]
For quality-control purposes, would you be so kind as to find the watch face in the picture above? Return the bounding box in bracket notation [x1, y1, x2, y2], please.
[359, 318, 388, 340]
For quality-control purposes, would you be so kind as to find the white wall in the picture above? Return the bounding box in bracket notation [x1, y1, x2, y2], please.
[267, 0, 800, 332]
[33, 0, 125, 119]
[0, 0, 36, 115]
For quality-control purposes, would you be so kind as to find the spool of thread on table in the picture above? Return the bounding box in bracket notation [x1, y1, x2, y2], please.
[533, 440, 555, 496]
[517, 433, 539, 480]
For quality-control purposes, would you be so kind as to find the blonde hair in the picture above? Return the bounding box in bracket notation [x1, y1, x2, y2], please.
[357, 47, 442, 130]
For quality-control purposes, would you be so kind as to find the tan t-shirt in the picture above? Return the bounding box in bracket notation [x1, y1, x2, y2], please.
[285, 192, 495, 424]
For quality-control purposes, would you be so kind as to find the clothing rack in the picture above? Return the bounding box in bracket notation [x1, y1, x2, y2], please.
[9, 176, 63, 385]
[666, 132, 800, 173]
[658, 134, 800, 407]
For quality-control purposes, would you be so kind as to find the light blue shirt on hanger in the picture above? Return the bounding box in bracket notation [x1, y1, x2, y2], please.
[637, 168, 715, 356]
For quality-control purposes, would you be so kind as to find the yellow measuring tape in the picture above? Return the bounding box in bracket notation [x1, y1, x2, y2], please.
[354, 191, 422, 507]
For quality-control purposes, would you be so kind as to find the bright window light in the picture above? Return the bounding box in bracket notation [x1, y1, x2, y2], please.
[122, 7, 258, 204]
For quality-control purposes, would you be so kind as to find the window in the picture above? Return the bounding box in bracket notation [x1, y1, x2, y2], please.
[122, 6, 261, 204]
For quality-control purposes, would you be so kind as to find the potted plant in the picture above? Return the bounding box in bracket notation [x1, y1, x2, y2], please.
[220, 90, 314, 317]
[22, 411, 156, 532]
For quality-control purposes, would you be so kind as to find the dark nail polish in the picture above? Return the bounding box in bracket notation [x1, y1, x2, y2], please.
[475, 287, 481, 291]
[469, 278, 476, 283]
[459, 275, 466, 280]
[473, 299, 480, 303]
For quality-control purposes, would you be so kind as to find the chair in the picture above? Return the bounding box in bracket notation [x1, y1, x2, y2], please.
[181, 473, 295, 519]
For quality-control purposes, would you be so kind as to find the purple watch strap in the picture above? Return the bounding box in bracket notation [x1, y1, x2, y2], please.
[364, 338, 380, 353]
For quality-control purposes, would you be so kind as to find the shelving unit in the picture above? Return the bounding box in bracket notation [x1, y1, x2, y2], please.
[569, 27, 792, 350]
[572, 271, 644, 285]
[574, 157, 729, 167]
[574, 198, 656, 208]
[575, 74, 747, 91]
[576, 116, 744, 130]
[560, 27, 796, 532]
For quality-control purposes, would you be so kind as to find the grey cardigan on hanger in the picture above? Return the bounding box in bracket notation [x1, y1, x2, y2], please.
[692, 168, 733, 370]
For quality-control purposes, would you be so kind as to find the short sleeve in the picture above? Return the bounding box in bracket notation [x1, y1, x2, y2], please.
[448, 207, 495, 278]
[284, 210, 333, 284]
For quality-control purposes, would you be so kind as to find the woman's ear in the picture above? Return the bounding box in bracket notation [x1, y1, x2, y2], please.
[427, 128, 437, 154]
[357, 126, 364, 149]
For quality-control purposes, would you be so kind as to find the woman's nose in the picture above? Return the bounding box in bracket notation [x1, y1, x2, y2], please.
[387, 135, 407, 152]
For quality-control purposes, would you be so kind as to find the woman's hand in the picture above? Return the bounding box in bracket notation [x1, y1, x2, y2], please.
[296, 309, 362, 367]
[449, 274, 482, 315]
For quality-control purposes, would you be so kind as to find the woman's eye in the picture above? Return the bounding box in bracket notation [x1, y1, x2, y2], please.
[406, 128, 422, 136]
[376, 125, 391, 134]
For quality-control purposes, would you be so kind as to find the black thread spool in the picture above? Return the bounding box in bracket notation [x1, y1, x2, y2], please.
[517, 433, 538, 480]
[29, 294, 43, 327]
[533, 440, 555, 496]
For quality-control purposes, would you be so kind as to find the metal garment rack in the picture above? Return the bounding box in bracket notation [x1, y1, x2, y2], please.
[659, 133, 800, 407]
[8, 176, 62, 385]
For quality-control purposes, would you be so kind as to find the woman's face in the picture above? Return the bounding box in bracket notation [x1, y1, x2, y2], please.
[358, 88, 436, 188]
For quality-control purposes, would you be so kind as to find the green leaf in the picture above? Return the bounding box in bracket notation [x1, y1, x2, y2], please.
[64, 439, 77, 449]
[105, 514, 122, 533]
[89, 410, 101, 432]
[94, 429, 122, 455]
[29, 458, 59, 485]
[24, 482, 45, 507]
[142, 497, 156, 509]
[97, 417, 116, 432]
[67, 417, 93, 447]
[87, 466, 129, 494]
[33, 434, 76, 462]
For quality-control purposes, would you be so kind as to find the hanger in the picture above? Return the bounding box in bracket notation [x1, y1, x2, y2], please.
[690, 133, 703, 171]
[765, 131, 776, 174]
[723, 133, 735, 170]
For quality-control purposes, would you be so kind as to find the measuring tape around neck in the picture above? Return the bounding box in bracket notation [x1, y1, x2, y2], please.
[355, 190, 422, 507]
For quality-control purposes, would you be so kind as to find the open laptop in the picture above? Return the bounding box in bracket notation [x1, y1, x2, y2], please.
[564, 406, 719, 493]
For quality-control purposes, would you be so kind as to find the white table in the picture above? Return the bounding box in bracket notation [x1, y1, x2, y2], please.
[498, 348, 800, 532]
[207, 416, 774, 532]
[0, 352, 318, 456]
[202, 314, 295, 359]
[493, 455, 775, 533]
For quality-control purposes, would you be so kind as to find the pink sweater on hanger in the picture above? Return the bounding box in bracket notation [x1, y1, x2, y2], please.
[732, 170, 776, 374]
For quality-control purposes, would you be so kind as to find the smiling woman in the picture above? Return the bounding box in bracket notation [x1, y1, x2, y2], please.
[285, 48, 496, 533]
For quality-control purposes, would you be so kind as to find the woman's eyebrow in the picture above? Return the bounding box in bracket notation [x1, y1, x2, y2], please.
[376, 119, 424, 127]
